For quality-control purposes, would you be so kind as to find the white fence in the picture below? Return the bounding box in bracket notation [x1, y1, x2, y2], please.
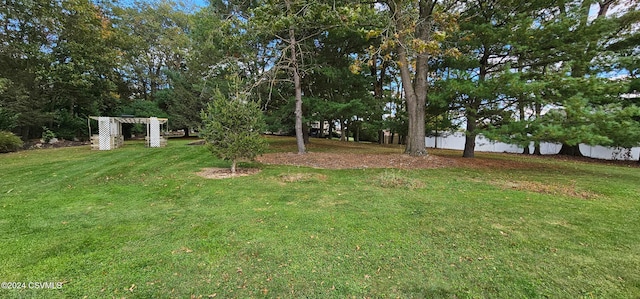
[426, 132, 640, 160]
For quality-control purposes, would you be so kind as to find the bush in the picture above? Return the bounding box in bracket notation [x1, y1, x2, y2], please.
[41, 126, 56, 143]
[200, 89, 268, 174]
[53, 111, 87, 140]
[0, 131, 23, 153]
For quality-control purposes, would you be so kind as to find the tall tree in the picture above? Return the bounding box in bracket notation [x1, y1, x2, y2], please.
[375, 0, 458, 156]
[0, 0, 120, 139]
[113, 0, 191, 103]
[386, 0, 435, 156]
[250, 0, 345, 154]
[532, 0, 640, 156]
[442, 0, 545, 158]
[304, 23, 381, 143]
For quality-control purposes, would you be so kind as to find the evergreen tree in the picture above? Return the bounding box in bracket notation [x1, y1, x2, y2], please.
[199, 84, 268, 175]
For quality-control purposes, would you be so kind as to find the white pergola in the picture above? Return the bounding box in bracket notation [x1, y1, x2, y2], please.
[88, 116, 168, 150]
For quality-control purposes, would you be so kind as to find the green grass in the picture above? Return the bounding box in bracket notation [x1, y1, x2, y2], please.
[1, 137, 639, 298]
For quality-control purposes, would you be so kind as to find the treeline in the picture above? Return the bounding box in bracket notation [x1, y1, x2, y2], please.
[1, 0, 638, 157]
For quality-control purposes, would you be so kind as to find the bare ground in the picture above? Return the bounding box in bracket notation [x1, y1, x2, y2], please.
[255, 152, 456, 169]
[195, 167, 261, 179]
[256, 150, 638, 170]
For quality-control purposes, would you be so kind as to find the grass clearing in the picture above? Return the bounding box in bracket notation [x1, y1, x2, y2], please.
[1, 136, 639, 298]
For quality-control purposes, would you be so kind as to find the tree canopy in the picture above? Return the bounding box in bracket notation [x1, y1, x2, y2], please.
[1, 0, 638, 158]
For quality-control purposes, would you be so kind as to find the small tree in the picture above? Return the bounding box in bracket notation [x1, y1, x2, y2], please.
[199, 89, 268, 175]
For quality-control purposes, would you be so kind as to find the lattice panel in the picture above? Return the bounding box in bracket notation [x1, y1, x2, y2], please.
[98, 117, 111, 150]
[149, 117, 161, 147]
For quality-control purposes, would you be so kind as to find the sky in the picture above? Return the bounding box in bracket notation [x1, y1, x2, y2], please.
[116, 0, 207, 11]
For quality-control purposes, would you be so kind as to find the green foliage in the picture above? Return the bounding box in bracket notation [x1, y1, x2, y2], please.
[2, 0, 638, 153]
[0, 107, 18, 131]
[434, 0, 640, 156]
[200, 89, 268, 170]
[116, 99, 168, 118]
[0, 78, 9, 91]
[531, 76, 640, 147]
[113, 1, 192, 102]
[52, 110, 87, 140]
[628, 78, 640, 94]
[384, 104, 408, 138]
[0, 0, 121, 138]
[159, 70, 204, 131]
[0, 131, 23, 153]
[41, 126, 56, 143]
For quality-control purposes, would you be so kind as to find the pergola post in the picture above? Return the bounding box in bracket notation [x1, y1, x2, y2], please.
[149, 117, 161, 147]
[98, 117, 111, 150]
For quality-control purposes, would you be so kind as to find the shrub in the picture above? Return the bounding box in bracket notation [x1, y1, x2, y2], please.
[0, 131, 23, 153]
[41, 126, 56, 143]
[200, 89, 268, 174]
[53, 111, 87, 140]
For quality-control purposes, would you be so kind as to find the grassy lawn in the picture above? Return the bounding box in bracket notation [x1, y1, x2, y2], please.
[1, 136, 639, 298]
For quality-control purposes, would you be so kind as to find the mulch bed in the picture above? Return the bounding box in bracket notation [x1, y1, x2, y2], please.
[256, 152, 456, 169]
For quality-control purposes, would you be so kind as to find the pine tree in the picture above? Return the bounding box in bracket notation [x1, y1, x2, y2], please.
[200, 87, 268, 175]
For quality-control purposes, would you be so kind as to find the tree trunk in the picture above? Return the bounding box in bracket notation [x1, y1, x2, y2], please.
[302, 123, 310, 144]
[370, 49, 388, 146]
[231, 159, 237, 175]
[183, 127, 190, 138]
[558, 144, 583, 157]
[286, 0, 305, 154]
[328, 121, 334, 139]
[534, 142, 542, 155]
[319, 121, 325, 138]
[391, 0, 434, 157]
[434, 124, 438, 149]
[343, 120, 349, 141]
[534, 100, 542, 155]
[519, 96, 528, 155]
[463, 115, 477, 158]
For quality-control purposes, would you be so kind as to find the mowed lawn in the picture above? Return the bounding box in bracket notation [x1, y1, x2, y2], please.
[1, 137, 639, 298]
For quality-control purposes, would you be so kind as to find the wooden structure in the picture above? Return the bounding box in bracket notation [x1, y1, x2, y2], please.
[88, 116, 168, 150]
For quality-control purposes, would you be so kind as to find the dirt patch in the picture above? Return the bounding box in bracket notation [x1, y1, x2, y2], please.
[492, 180, 599, 200]
[374, 170, 426, 189]
[256, 152, 455, 169]
[196, 167, 261, 179]
[278, 173, 328, 183]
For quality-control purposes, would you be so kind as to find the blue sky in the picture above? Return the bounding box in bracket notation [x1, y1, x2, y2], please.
[116, 0, 208, 10]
